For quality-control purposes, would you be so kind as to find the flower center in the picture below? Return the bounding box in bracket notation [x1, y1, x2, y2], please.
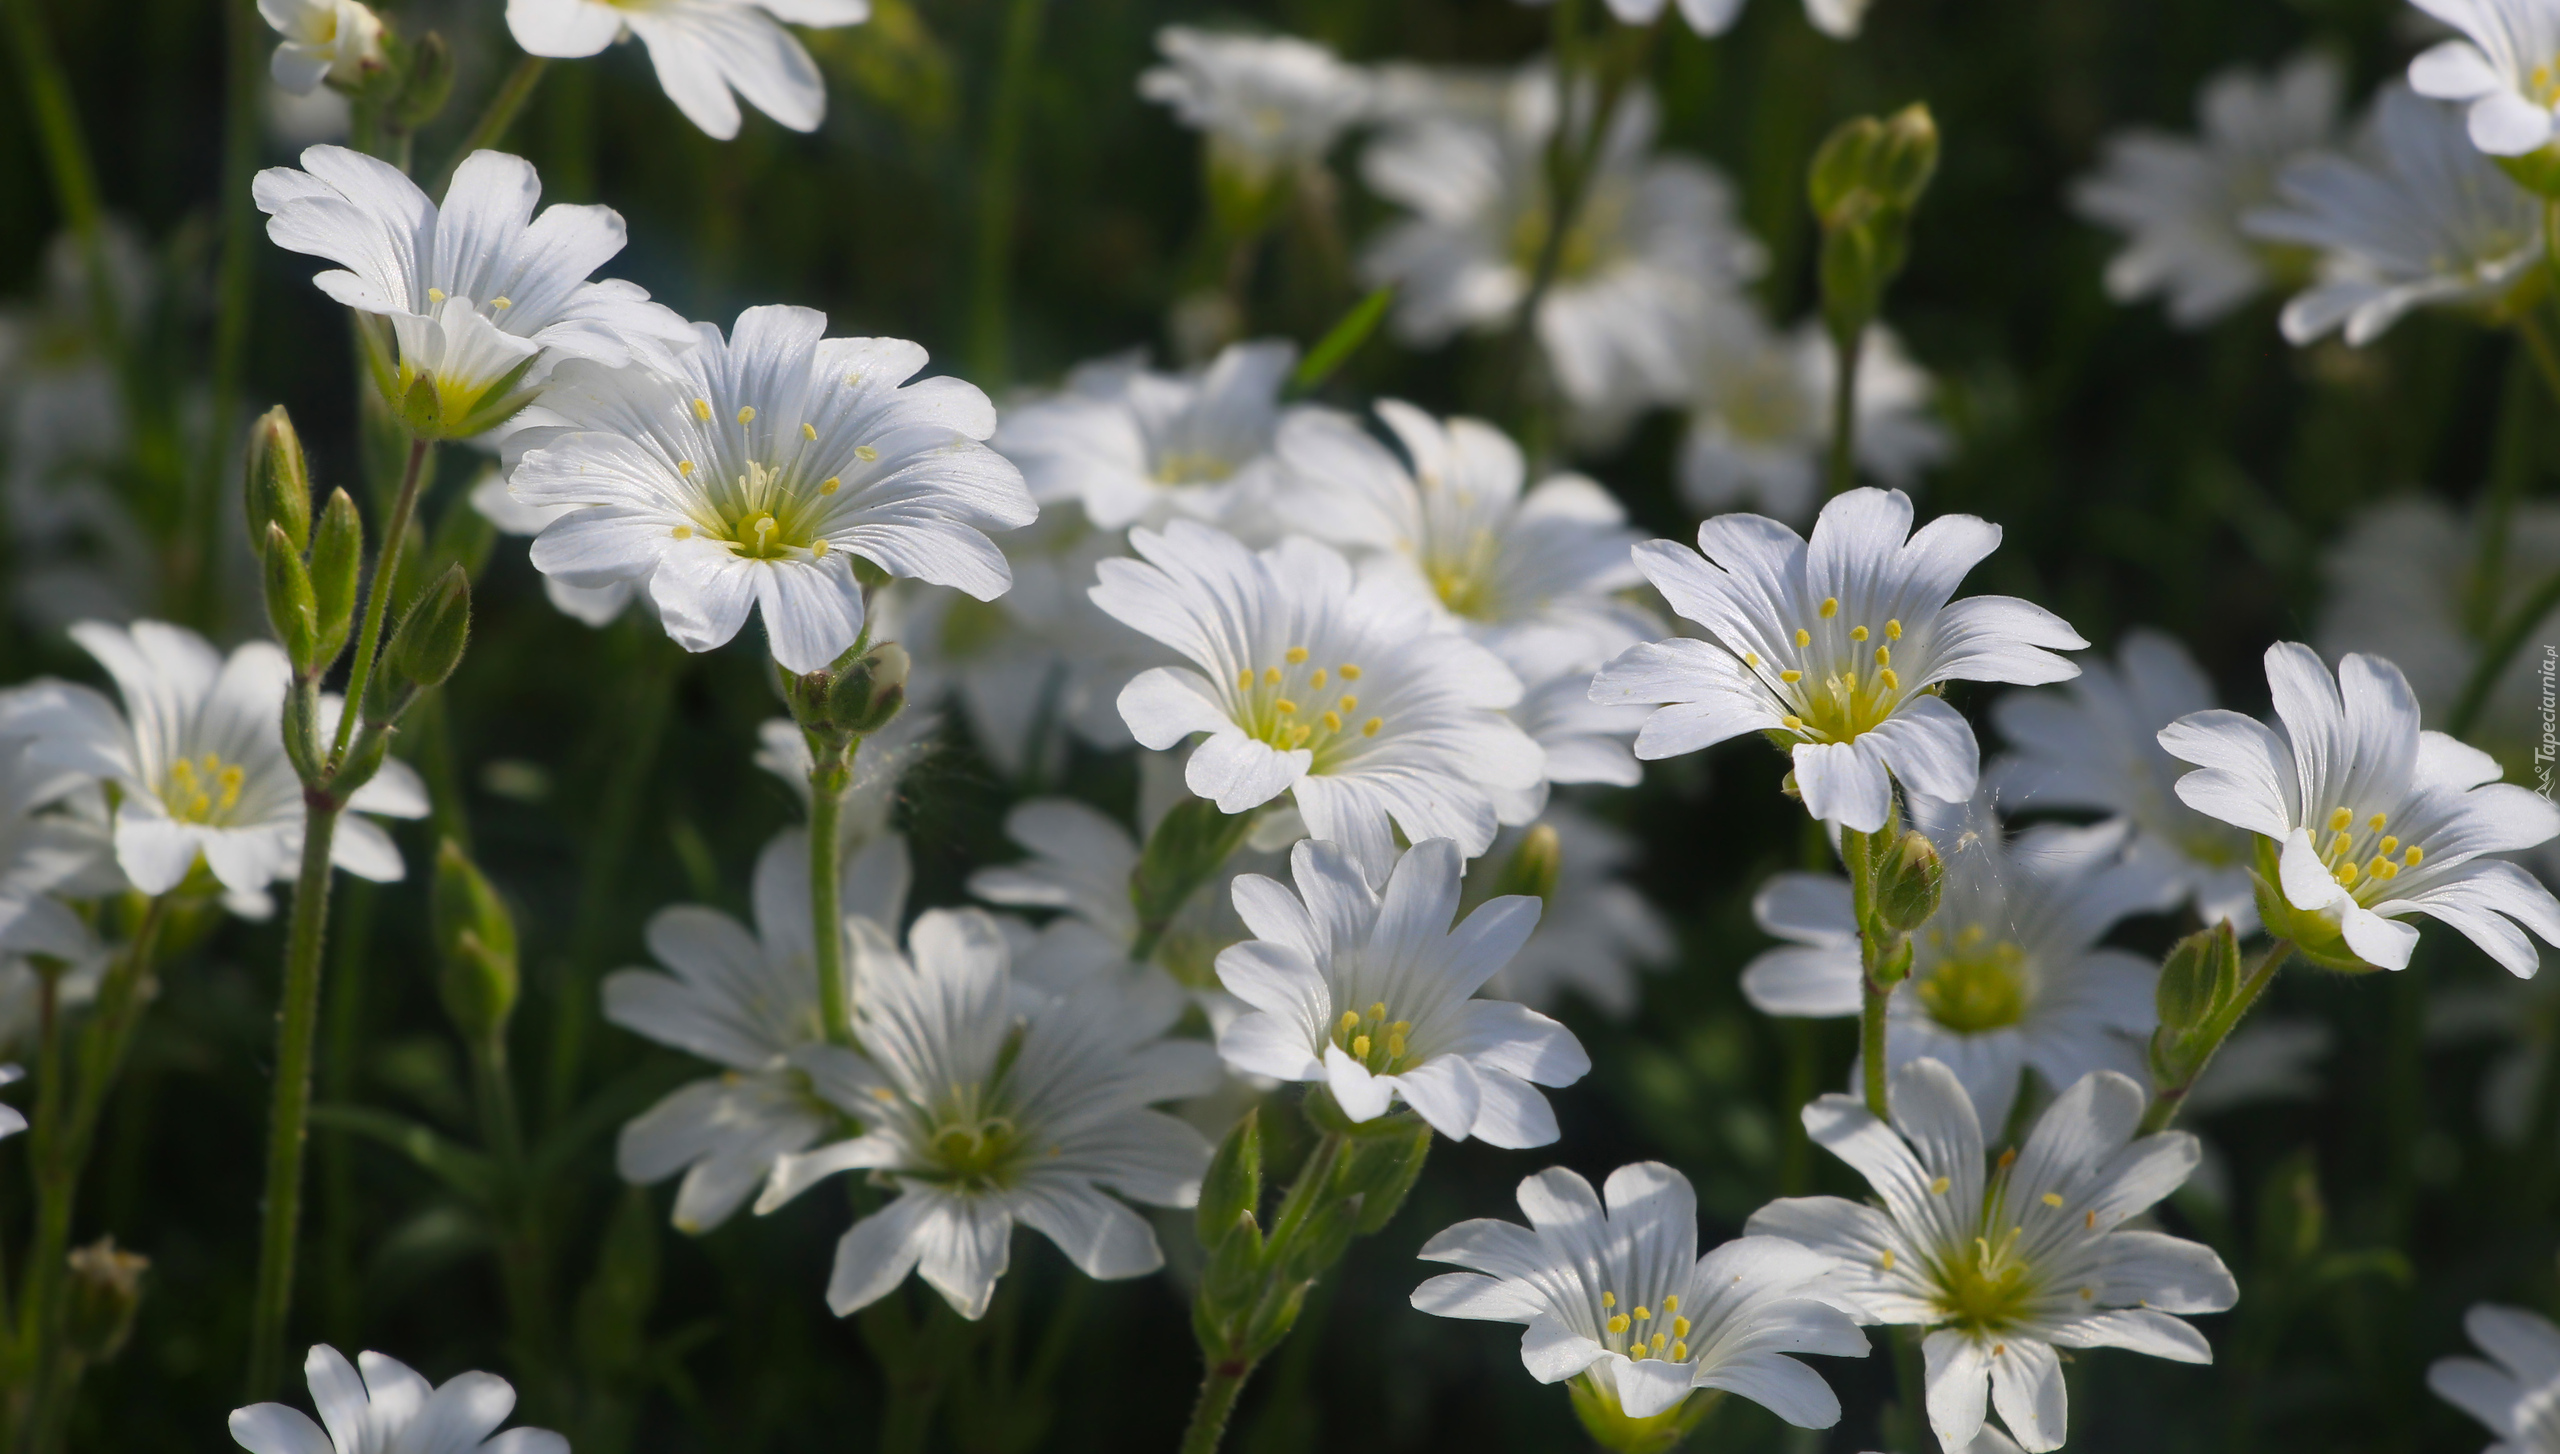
[1715, 353, 1815, 445]
[1330, 1001, 1415, 1074]
[1422, 527, 1504, 620]
[1746, 601, 1909, 743]
[1234, 646, 1382, 765]
[1914, 924, 2029, 1034]
[162, 751, 247, 826]
[1152, 449, 1239, 486]
[2312, 805, 2424, 904]
[2532, 59, 2560, 108]
[1933, 1224, 2037, 1332]
[923, 1113, 1030, 1191]
[1595, 1288, 1692, 1364]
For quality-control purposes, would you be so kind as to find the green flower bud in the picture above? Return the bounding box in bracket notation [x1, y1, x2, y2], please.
[2154, 920, 2239, 1036]
[1339, 1118, 1433, 1234]
[826, 640, 910, 737]
[388, 564, 472, 695]
[1130, 798, 1262, 961]
[1199, 1209, 1266, 1321]
[1488, 822, 1562, 909]
[390, 30, 455, 131]
[262, 523, 321, 675]
[1570, 1372, 1720, 1454]
[432, 839, 520, 1046]
[244, 406, 312, 556]
[1196, 1109, 1263, 1251]
[1870, 828, 1944, 935]
[61, 1237, 148, 1366]
[309, 489, 364, 665]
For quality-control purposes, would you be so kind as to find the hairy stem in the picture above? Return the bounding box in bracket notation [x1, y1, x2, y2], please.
[806, 736, 857, 1048]
[968, 0, 1050, 386]
[244, 796, 343, 1399]
[1179, 1131, 1347, 1454]
[1825, 326, 1867, 499]
[2139, 940, 2292, 1136]
[331, 439, 431, 761]
[434, 56, 550, 197]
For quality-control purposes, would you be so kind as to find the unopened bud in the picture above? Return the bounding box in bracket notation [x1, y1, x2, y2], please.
[62, 1237, 148, 1365]
[432, 839, 519, 1045]
[1196, 1109, 1262, 1251]
[244, 406, 312, 555]
[1488, 822, 1562, 908]
[1340, 1119, 1433, 1234]
[825, 641, 910, 737]
[262, 524, 320, 673]
[1870, 829, 1944, 934]
[390, 29, 454, 130]
[388, 564, 471, 694]
[309, 489, 363, 663]
[2155, 921, 2238, 1035]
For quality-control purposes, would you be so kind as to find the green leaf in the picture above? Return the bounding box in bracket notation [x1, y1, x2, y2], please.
[1291, 287, 1394, 395]
[312, 1103, 501, 1205]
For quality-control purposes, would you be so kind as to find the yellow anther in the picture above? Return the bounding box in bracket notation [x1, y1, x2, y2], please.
[2328, 807, 2352, 832]
[1842, 671, 1858, 693]
[2080, 1286, 2096, 1300]
[2368, 812, 2388, 832]
[1886, 619, 1902, 639]
[1601, 1291, 1616, 1309]
[1783, 715, 1804, 730]
[2335, 862, 2359, 886]
[1663, 1295, 1679, 1313]
[1309, 668, 1327, 689]
[2405, 845, 2424, 865]
[1998, 1146, 2018, 1169]
[1286, 646, 1309, 663]
[855, 444, 879, 462]
[1670, 1341, 1687, 1362]
[1339, 1011, 1361, 1037]
[870, 1086, 897, 1102]
[802, 421, 818, 440]
[1276, 699, 1299, 715]
[1930, 1176, 1951, 1195]
[2369, 858, 2397, 880]
[1993, 1344, 2006, 1357]
[427, 287, 446, 303]
[693, 397, 712, 421]
[1851, 625, 1869, 641]
[1238, 670, 1255, 689]
[1875, 646, 1891, 666]
[1607, 1315, 1630, 1334]
[1263, 667, 1282, 686]
[1878, 1249, 1896, 1271]
[820, 477, 840, 494]
[2377, 835, 2399, 856]
[1780, 669, 1803, 683]
[2084, 1209, 2097, 1230]
[1632, 1306, 1650, 1322]
[1795, 628, 1812, 648]
[677, 460, 695, 477]
[1351, 1034, 1370, 1059]
[1743, 652, 1760, 668]
[1879, 669, 1900, 690]
[844, 370, 864, 387]
[2331, 831, 2353, 858]
[1649, 1333, 1665, 1356]
[1337, 695, 1357, 713]
[812, 540, 831, 557]
[2042, 1192, 2064, 1208]
[1362, 718, 1382, 736]
[1340, 663, 1361, 679]
[1671, 1316, 1689, 1337]
[737, 406, 757, 424]
[1322, 712, 1342, 731]
[1368, 1002, 1388, 1021]
[490, 296, 511, 310]
[1819, 597, 1839, 618]
[1385, 1032, 1406, 1059]
[671, 525, 693, 539]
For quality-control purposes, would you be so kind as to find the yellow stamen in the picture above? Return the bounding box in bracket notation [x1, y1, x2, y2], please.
[2377, 836, 2399, 856]
[812, 540, 830, 557]
[1886, 619, 1902, 639]
[1607, 1315, 1629, 1334]
[1879, 669, 1899, 690]
[855, 444, 879, 462]
[1351, 1035, 1370, 1059]
[1322, 713, 1342, 731]
[2335, 862, 2359, 886]
[737, 406, 757, 424]
[671, 525, 692, 539]
[1340, 664, 1361, 680]
[1875, 646, 1891, 666]
[1878, 1249, 1896, 1271]
[1930, 1176, 1951, 1195]
[1362, 718, 1382, 736]
[1743, 652, 1760, 668]
[1795, 628, 1811, 648]
[820, 477, 840, 494]
[2042, 1192, 2064, 1207]
[2404, 845, 2424, 865]
[1263, 668, 1282, 686]
[427, 287, 446, 303]
[1672, 1316, 1690, 1337]
[1780, 670, 1803, 683]
[1286, 646, 1309, 663]
[802, 422, 818, 441]
[1663, 1295, 1679, 1313]
[2368, 812, 2388, 832]
[1671, 1340, 1687, 1361]
[1308, 668, 1327, 689]
[1819, 597, 1839, 618]
[2369, 858, 2397, 880]
[1338, 1011, 1360, 1037]
[1337, 695, 1357, 713]
[1632, 1306, 1650, 1322]
[1649, 1333, 1666, 1356]
[1368, 1002, 1387, 1021]
[1851, 625, 1869, 641]
[1601, 1291, 1616, 1309]
[2328, 807, 2352, 832]
[2331, 831, 2353, 858]
[677, 460, 695, 477]
[1276, 699, 1298, 715]
[1238, 670, 1254, 689]
[1783, 715, 1804, 730]
[693, 397, 712, 421]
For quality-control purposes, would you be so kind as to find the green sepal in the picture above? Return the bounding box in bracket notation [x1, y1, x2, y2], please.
[1196, 1109, 1263, 1250]
[308, 489, 364, 667]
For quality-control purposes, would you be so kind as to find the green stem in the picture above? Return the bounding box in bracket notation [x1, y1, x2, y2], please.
[1824, 325, 1866, 498]
[190, 0, 264, 628]
[317, 878, 376, 1347]
[968, 0, 1050, 386]
[1841, 821, 1897, 1119]
[331, 439, 432, 762]
[1178, 1364, 1251, 1454]
[2139, 940, 2292, 1136]
[434, 56, 550, 198]
[244, 794, 343, 1400]
[2519, 998, 2560, 1214]
[806, 736, 857, 1048]
[2447, 568, 2560, 741]
[1179, 1130, 1347, 1454]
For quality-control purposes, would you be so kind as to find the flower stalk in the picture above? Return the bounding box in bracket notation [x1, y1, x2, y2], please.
[331, 437, 431, 760]
[243, 798, 340, 1400]
[1839, 805, 1943, 1119]
[2140, 934, 2292, 1135]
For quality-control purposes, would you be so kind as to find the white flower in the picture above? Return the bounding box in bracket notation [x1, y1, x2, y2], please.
[1092, 520, 1543, 881]
[1359, 64, 1763, 415]
[969, 793, 1269, 992]
[1412, 1161, 1867, 1425]
[1214, 837, 1588, 1145]
[607, 827, 907, 1234]
[2430, 1302, 2560, 1452]
[0, 715, 116, 956]
[2070, 52, 2346, 328]
[1532, 0, 1873, 41]
[468, 468, 638, 627]
[2244, 85, 2544, 346]
[255, 146, 693, 436]
[4, 622, 426, 916]
[1138, 27, 1371, 179]
[1991, 629, 2258, 930]
[1592, 487, 2085, 835]
[1749, 1059, 2238, 1453]
[753, 908, 1220, 1319]
[506, 0, 869, 141]
[230, 1344, 564, 1454]
[1496, 661, 1649, 825]
[1676, 312, 1945, 526]
[1741, 794, 2176, 1130]
[507, 304, 1036, 674]
[1270, 400, 1656, 676]
[993, 341, 1297, 532]
[2159, 641, 2560, 973]
[2407, 0, 2560, 156]
[258, 0, 384, 95]
[1476, 808, 1669, 1016]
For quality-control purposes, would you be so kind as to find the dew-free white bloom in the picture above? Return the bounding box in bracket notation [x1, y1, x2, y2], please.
[4, 622, 426, 916]
[259, 0, 384, 95]
[1992, 629, 2258, 930]
[2430, 1301, 2560, 1452]
[1271, 401, 1656, 676]
[256, 146, 694, 437]
[0, 714, 116, 957]
[1742, 796, 2174, 1130]
[1360, 65, 1763, 416]
[1495, 661, 1649, 825]
[229, 1344, 565, 1454]
[2070, 53, 2346, 328]
[1593, 487, 2085, 835]
[1676, 312, 1945, 525]
[1092, 520, 1543, 881]
[469, 468, 638, 627]
[1138, 27, 1371, 179]
[608, 827, 907, 1234]
[1413, 1161, 1867, 1426]
[2244, 86, 2544, 346]
[2159, 642, 2560, 973]
[755, 908, 1219, 1319]
[1475, 809, 1671, 1017]
[509, 304, 1036, 674]
[1528, 0, 1873, 41]
[1215, 838, 1588, 1145]
[2407, 0, 2560, 156]
[1749, 1059, 2238, 1453]
[993, 341, 1297, 532]
[507, 0, 869, 141]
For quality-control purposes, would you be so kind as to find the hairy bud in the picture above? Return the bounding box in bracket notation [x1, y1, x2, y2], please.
[309, 489, 364, 665]
[388, 564, 472, 696]
[244, 406, 312, 556]
[261, 523, 320, 675]
[1870, 829, 1944, 935]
